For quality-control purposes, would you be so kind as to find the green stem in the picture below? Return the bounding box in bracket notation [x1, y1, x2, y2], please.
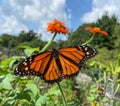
[40, 32, 57, 52]
[82, 35, 94, 45]
[57, 82, 67, 106]
[114, 83, 120, 95]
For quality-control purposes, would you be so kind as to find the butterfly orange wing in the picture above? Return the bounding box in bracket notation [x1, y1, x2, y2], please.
[14, 45, 97, 83]
[57, 45, 97, 79]
[14, 51, 51, 76]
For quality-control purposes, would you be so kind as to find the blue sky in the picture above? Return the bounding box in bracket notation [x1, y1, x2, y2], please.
[66, 0, 92, 30]
[0, 0, 120, 41]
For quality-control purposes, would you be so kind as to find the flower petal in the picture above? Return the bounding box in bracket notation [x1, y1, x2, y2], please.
[47, 19, 69, 35]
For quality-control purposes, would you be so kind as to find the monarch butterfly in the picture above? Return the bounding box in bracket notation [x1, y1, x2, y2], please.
[14, 45, 97, 83]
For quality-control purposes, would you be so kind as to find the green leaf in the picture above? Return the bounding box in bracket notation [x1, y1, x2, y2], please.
[98, 78, 104, 83]
[3, 95, 16, 105]
[87, 61, 98, 66]
[1, 74, 14, 90]
[15, 90, 31, 102]
[18, 45, 40, 56]
[17, 99, 33, 106]
[25, 80, 39, 98]
[87, 96, 95, 102]
[115, 53, 120, 73]
[90, 86, 97, 93]
[101, 97, 109, 102]
[0, 68, 9, 75]
[18, 45, 31, 49]
[24, 47, 40, 57]
[47, 89, 61, 96]
[35, 95, 48, 106]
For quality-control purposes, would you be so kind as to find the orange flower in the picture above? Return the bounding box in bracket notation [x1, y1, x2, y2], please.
[47, 19, 69, 35]
[100, 31, 108, 36]
[86, 26, 108, 36]
[92, 27, 101, 34]
[85, 26, 93, 32]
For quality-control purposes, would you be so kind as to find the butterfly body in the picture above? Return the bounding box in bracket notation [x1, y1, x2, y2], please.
[14, 45, 97, 83]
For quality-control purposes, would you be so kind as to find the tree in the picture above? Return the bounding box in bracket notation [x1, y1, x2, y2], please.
[94, 13, 118, 49]
[0, 34, 18, 48]
[96, 12, 118, 35]
[18, 30, 38, 42]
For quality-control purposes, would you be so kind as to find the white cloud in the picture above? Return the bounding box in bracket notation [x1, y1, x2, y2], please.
[0, 0, 71, 40]
[81, 0, 120, 23]
[0, 9, 28, 34]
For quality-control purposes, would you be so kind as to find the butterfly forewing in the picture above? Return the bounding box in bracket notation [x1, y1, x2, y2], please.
[14, 51, 52, 76]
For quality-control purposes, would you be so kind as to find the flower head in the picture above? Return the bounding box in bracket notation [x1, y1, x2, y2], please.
[86, 26, 108, 36]
[92, 27, 101, 34]
[47, 19, 69, 35]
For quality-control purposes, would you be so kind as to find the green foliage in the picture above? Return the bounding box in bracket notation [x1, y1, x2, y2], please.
[86, 54, 120, 105]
